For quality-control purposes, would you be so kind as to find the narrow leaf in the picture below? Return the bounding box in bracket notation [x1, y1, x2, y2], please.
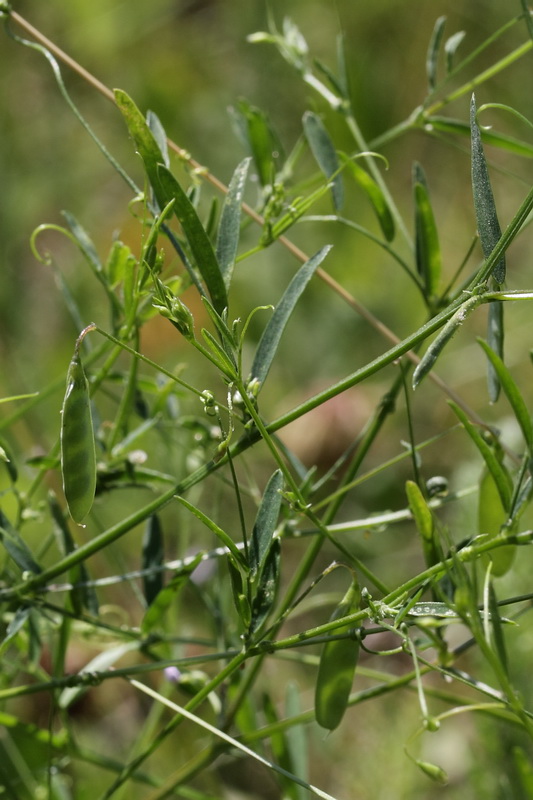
[250, 538, 281, 633]
[230, 99, 282, 187]
[426, 16, 447, 90]
[449, 401, 512, 511]
[444, 30, 466, 74]
[428, 116, 533, 159]
[141, 557, 201, 634]
[478, 338, 533, 450]
[303, 111, 343, 210]
[341, 155, 395, 241]
[114, 89, 165, 185]
[216, 157, 251, 288]
[250, 469, 284, 577]
[413, 162, 441, 299]
[488, 579, 508, 670]
[250, 245, 332, 388]
[413, 294, 482, 389]
[487, 300, 503, 403]
[142, 514, 164, 606]
[155, 165, 228, 314]
[471, 94, 506, 284]
[405, 480, 433, 542]
[62, 211, 102, 274]
[478, 467, 515, 577]
[146, 110, 170, 168]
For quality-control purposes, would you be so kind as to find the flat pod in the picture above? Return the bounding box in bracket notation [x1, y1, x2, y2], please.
[314, 580, 360, 731]
[61, 349, 96, 524]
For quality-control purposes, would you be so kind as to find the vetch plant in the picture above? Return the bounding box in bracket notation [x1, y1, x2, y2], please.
[1, 3, 533, 798]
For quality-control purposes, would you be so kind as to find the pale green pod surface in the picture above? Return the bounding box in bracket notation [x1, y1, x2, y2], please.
[315, 580, 360, 731]
[61, 351, 96, 524]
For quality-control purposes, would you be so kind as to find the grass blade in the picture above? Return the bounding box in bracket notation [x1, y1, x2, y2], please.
[303, 111, 343, 210]
[478, 337, 533, 451]
[249, 245, 332, 388]
[471, 94, 506, 284]
[427, 115, 533, 158]
[413, 162, 441, 300]
[216, 157, 251, 289]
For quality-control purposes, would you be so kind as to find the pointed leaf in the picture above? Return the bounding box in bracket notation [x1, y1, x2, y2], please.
[142, 514, 164, 606]
[478, 338, 533, 451]
[479, 466, 516, 577]
[62, 211, 102, 274]
[413, 162, 441, 299]
[141, 557, 202, 634]
[250, 469, 284, 577]
[114, 89, 166, 185]
[250, 538, 281, 633]
[444, 30, 466, 74]
[0, 512, 41, 574]
[303, 111, 343, 210]
[471, 94, 506, 284]
[426, 16, 446, 90]
[146, 110, 170, 168]
[340, 154, 394, 241]
[450, 401, 512, 511]
[155, 165, 228, 314]
[486, 301, 503, 403]
[488, 579, 508, 670]
[230, 99, 282, 187]
[428, 115, 533, 158]
[413, 294, 482, 389]
[250, 245, 332, 388]
[216, 157, 251, 288]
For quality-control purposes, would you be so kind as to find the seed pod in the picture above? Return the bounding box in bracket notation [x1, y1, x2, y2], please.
[315, 578, 361, 731]
[61, 336, 96, 524]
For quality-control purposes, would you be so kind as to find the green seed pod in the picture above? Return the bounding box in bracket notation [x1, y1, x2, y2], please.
[315, 579, 361, 731]
[60, 345, 96, 524]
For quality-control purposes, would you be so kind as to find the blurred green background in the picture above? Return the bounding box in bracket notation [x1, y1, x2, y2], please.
[2, 1, 533, 798]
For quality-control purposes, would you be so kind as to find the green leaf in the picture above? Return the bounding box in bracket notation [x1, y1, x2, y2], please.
[341, 155, 395, 241]
[115, 89, 228, 313]
[230, 99, 282, 187]
[444, 30, 466, 74]
[471, 94, 506, 284]
[142, 514, 164, 607]
[413, 294, 482, 389]
[486, 300, 503, 403]
[146, 110, 170, 168]
[303, 111, 343, 211]
[478, 467, 515, 577]
[249, 245, 332, 389]
[426, 16, 446, 90]
[0, 512, 41, 574]
[59, 642, 140, 708]
[427, 115, 533, 159]
[250, 538, 281, 634]
[141, 557, 201, 634]
[487, 579, 507, 670]
[250, 469, 284, 577]
[62, 211, 102, 274]
[155, 165, 228, 315]
[216, 157, 251, 289]
[450, 401, 513, 512]
[405, 480, 442, 570]
[478, 338, 533, 451]
[413, 163, 441, 300]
